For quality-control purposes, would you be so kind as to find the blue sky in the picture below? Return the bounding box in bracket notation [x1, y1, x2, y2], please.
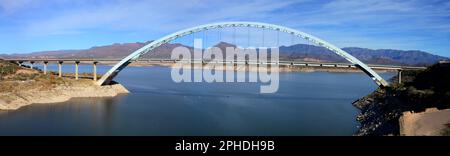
[0, 0, 449, 57]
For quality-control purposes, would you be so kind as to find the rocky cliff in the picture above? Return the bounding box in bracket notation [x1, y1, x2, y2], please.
[353, 62, 450, 136]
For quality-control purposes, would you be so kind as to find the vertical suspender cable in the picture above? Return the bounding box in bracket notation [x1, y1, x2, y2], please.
[233, 27, 236, 46]
[262, 28, 265, 47]
[203, 30, 206, 49]
[205, 30, 208, 49]
[219, 28, 222, 42]
[247, 27, 250, 48]
[291, 33, 294, 46]
[277, 31, 280, 47]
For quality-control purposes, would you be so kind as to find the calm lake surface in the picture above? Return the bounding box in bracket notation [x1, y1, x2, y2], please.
[0, 64, 395, 135]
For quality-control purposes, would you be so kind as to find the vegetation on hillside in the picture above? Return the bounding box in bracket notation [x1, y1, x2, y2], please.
[0, 60, 20, 79]
[0, 61, 98, 94]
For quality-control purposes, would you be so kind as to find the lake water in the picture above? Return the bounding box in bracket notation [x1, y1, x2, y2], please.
[0, 64, 394, 136]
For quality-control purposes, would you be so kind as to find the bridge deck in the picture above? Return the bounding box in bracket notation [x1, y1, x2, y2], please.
[3, 58, 427, 70]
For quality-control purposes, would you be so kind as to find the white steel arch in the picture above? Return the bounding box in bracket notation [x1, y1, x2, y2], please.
[97, 21, 389, 87]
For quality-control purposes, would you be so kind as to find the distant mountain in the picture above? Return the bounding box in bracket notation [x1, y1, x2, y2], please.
[0, 50, 81, 59]
[2, 41, 448, 66]
[342, 47, 447, 66]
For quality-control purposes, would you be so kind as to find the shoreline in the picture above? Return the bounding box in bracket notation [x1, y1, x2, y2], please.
[352, 63, 449, 136]
[0, 80, 129, 111]
[98, 62, 396, 73]
[1, 61, 393, 111]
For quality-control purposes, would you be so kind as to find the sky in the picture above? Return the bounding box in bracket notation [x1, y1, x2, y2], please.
[0, 0, 449, 57]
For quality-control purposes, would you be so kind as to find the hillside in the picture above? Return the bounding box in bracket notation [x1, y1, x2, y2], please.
[1, 41, 448, 66]
[353, 62, 450, 135]
[0, 60, 129, 110]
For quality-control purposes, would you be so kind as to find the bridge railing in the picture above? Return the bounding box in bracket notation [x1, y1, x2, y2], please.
[4, 58, 426, 84]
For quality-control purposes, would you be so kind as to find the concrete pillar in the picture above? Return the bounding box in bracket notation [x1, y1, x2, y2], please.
[58, 61, 63, 77]
[75, 61, 80, 80]
[398, 70, 402, 84]
[93, 61, 98, 81]
[43, 61, 48, 74]
[30, 61, 35, 69]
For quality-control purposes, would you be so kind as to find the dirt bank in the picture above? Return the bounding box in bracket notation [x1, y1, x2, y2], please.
[0, 60, 129, 111]
[0, 80, 128, 110]
[353, 63, 450, 136]
[400, 108, 450, 136]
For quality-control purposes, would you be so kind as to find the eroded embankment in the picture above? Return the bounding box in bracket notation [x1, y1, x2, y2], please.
[353, 63, 450, 136]
[0, 60, 129, 110]
[0, 80, 129, 110]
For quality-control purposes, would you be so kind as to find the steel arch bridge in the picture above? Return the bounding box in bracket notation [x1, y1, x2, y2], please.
[96, 21, 389, 87]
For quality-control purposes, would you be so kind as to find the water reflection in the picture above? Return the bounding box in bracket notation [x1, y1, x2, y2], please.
[0, 95, 126, 135]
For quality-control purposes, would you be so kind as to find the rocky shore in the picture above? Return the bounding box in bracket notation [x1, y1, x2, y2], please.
[353, 62, 450, 136]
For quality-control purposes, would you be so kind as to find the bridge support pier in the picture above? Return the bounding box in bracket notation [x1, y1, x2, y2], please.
[75, 61, 80, 80]
[58, 61, 63, 77]
[30, 61, 35, 69]
[43, 61, 48, 74]
[93, 61, 98, 81]
[398, 70, 402, 84]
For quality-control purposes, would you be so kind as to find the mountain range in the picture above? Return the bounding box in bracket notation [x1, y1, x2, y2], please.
[1, 41, 448, 66]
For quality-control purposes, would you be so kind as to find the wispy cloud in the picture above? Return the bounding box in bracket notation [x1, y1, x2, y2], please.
[0, 0, 449, 56]
[0, 0, 34, 14]
[20, 0, 301, 35]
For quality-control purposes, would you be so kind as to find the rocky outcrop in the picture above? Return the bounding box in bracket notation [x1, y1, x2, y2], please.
[353, 63, 450, 136]
[352, 88, 403, 136]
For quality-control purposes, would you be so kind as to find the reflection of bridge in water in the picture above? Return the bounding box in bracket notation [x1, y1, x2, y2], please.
[4, 58, 426, 84]
[0, 21, 429, 87]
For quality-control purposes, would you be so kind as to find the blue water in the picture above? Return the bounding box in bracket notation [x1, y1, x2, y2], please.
[0, 64, 395, 135]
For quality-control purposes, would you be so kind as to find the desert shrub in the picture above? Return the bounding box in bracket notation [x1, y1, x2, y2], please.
[0, 61, 19, 79]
